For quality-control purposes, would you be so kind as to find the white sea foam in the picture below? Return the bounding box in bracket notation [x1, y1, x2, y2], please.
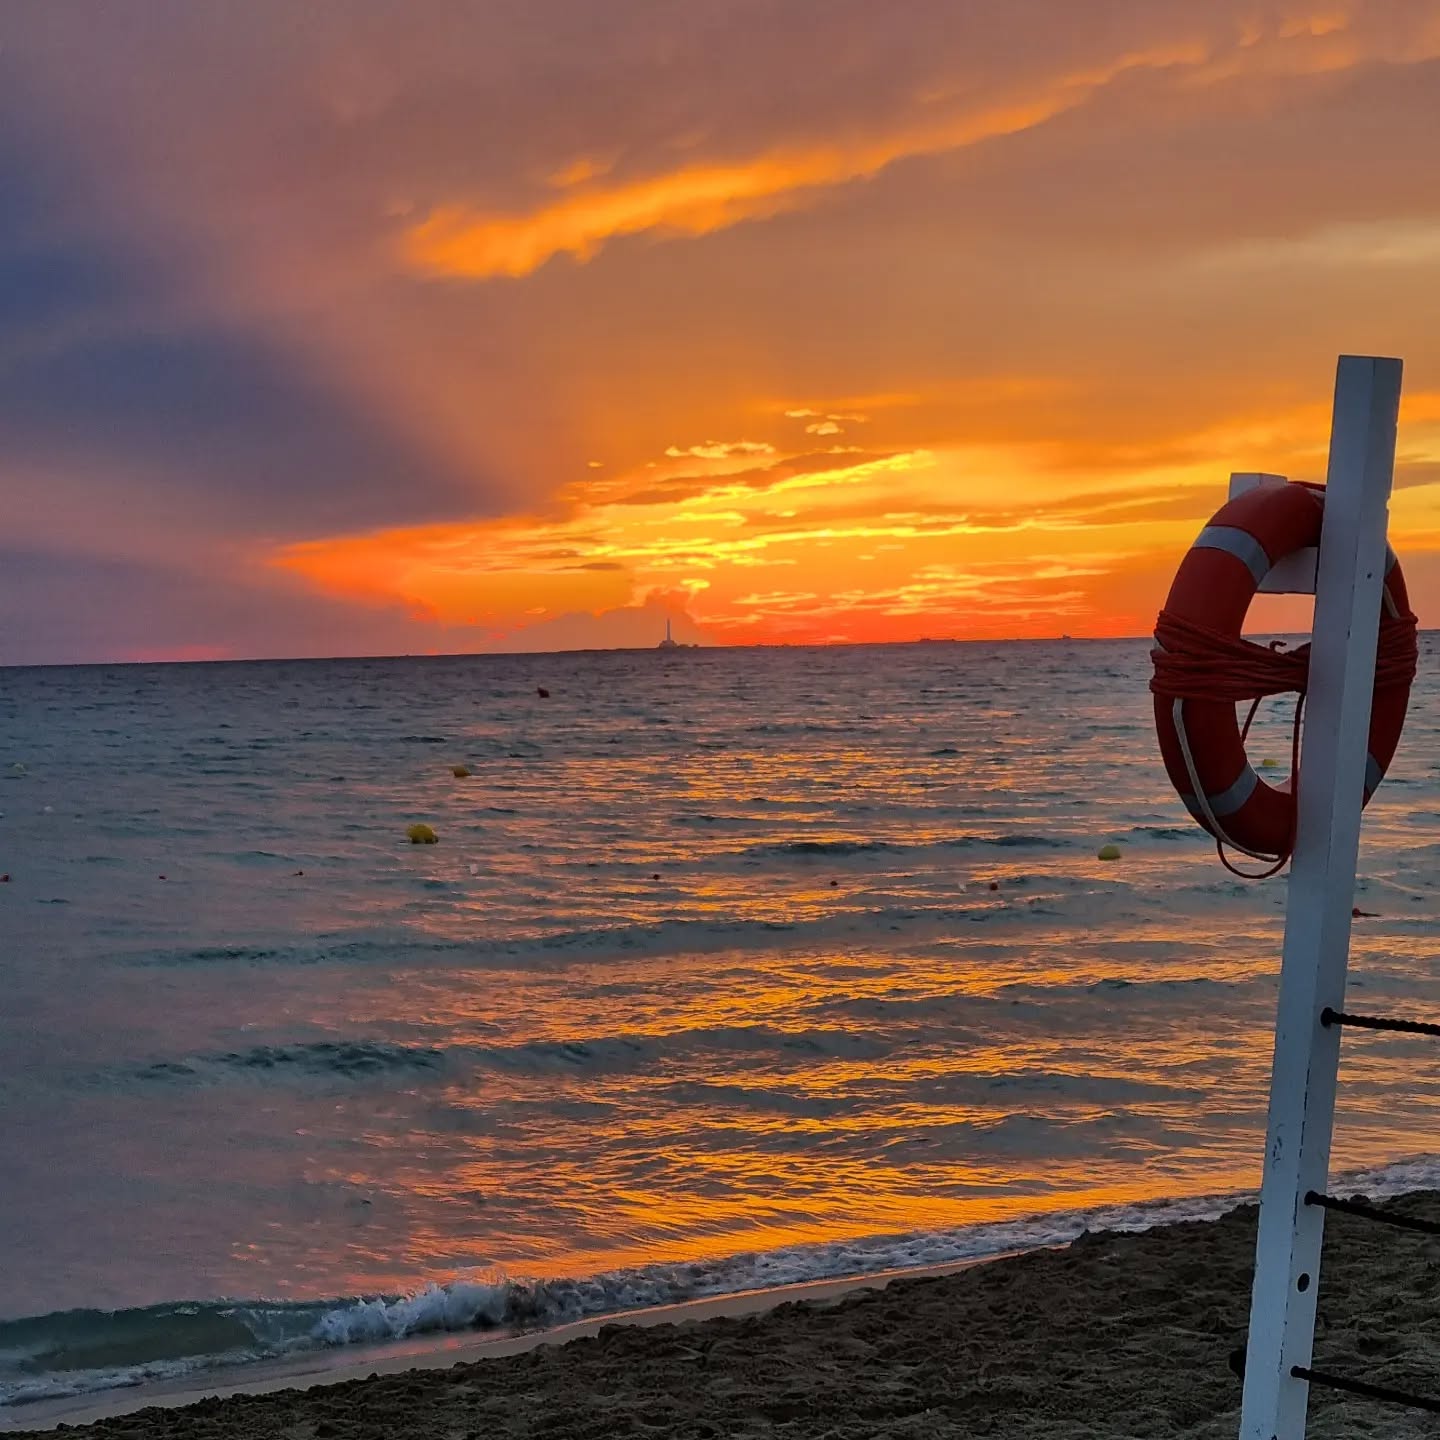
[313, 1280, 514, 1343]
[10, 1155, 1440, 1413]
[310, 1153, 1440, 1345]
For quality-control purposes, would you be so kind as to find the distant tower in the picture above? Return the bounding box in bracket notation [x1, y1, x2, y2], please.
[658, 617, 679, 649]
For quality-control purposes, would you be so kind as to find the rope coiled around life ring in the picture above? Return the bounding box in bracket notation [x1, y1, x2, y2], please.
[1150, 608, 1418, 878]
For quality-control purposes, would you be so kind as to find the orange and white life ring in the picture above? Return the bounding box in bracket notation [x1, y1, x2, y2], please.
[1151, 482, 1416, 862]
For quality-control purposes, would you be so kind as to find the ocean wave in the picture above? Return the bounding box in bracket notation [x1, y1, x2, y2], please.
[106, 994, 1253, 1098]
[753, 832, 1068, 859]
[8, 1157, 1440, 1411]
[817, 972, 1260, 1028]
[0, 1298, 322, 1409]
[119, 917, 816, 970]
[742, 722, 856, 736]
[120, 889, 1251, 976]
[130, 1041, 447, 1085]
[671, 812, 769, 829]
[475, 1024, 895, 1075]
[115, 1025, 894, 1093]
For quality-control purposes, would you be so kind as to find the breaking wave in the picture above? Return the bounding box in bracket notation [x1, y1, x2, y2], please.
[6, 1157, 1439, 1412]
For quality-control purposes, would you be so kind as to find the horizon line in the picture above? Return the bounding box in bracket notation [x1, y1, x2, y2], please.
[2, 629, 1375, 672]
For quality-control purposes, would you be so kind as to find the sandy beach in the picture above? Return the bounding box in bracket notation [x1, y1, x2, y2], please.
[10, 1191, 1440, 1439]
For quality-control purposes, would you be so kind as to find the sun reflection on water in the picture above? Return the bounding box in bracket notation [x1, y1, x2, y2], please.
[3, 641, 1440, 1314]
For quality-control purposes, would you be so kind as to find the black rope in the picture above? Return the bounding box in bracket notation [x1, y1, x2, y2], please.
[1320, 1006, 1440, 1038]
[1292, 1365, 1440, 1415]
[1225, 1011, 1440, 1415]
[1305, 1190, 1440, 1237]
[1233, 1350, 1440, 1413]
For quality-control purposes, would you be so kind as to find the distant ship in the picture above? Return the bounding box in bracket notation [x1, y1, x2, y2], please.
[657, 619, 697, 650]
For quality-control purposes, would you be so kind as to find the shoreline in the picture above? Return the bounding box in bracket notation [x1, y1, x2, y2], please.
[10, 1194, 1440, 1438]
[0, 1256, 1010, 1434]
[8, 1157, 1437, 1429]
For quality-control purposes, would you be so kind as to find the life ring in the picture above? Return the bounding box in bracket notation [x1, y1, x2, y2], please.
[1151, 482, 1416, 861]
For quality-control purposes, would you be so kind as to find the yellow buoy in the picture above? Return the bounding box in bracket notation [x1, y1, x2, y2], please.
[1260, 757, 1279, 769]
[407, 823, 439, 844]
[452, 764, 472, 778]
[1097, 843, 1121, 861]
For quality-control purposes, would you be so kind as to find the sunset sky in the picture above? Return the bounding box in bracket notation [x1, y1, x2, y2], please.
[6, 2, 1440, 663]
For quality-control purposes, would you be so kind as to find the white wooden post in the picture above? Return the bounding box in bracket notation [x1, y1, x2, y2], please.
[1238, 355, 1404, 1439]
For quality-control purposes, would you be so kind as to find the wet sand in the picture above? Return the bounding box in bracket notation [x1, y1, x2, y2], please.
[12, 1193, 1440, 1439]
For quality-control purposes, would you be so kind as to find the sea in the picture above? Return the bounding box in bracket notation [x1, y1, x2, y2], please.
[3, 639, 1440, 1415]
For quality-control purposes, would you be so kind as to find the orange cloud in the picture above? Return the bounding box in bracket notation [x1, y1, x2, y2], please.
[665, 441, 776, 460]
[271, 373, 1440, 650]
[401, 42, 1210, 279]
[398, 12, 1440, 282]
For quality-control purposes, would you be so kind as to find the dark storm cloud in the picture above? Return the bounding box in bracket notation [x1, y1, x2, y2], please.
[0, 134, 479, 542]
[2, 324, 469, 536]
[0, 544, 447, 667]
